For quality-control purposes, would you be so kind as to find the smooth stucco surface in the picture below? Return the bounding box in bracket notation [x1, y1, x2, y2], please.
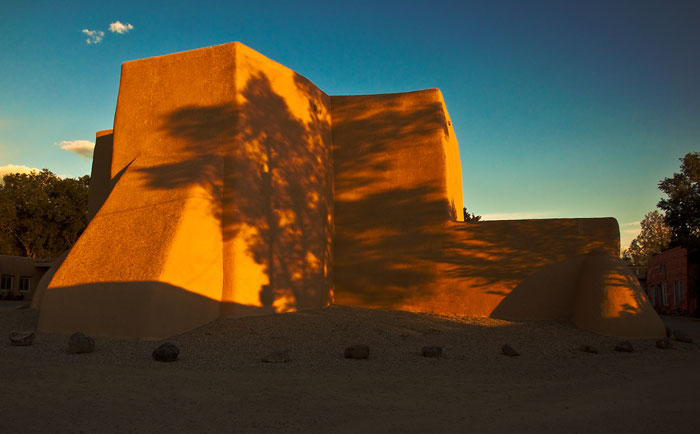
[86, 129, 113, 221]
[38, 42, 664, 339]
[39, 42, 333, 338]
[331, 90, 663, 338]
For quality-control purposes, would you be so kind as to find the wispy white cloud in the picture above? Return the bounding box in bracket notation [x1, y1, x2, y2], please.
[621, 221, 641, 235]
[0, 164, 39, 182]
[56, 140, 95, 159]
[480, 210, 560, 221]
[620, 221, 641, 250]
[82, 29, 105, 44]
[109, 21, 134, 34]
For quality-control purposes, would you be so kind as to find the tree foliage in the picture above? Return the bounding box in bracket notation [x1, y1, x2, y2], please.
[658, 152, 700, 248]
[0, 169, 89, 258]
[621, 210, 671, 266]
[463, 207, 481, 222]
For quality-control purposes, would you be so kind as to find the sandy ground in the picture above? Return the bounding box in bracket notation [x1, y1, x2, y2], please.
[1, 303, 699, 434]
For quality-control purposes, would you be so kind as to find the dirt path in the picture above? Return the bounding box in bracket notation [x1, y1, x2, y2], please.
[2, 306, 698, 433]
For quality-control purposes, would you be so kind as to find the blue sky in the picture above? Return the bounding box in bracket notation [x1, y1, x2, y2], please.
[1, 0, 698, 248]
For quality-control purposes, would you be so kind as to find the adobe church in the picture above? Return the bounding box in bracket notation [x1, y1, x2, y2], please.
[36, 42, 664, 339]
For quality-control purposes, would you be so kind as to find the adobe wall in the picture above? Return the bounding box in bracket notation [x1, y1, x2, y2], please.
[221, 44, 333, 316]
[414, 218, 620, 319]
[574, 250, 664, 337]
[30, 252, 67, 309]
[331, 90, 663, 338]
[332, 89, 463, 227]
[331, 89, 463, 308]
[39, 42, 333, 338]
[38, 41, 663, 339]
[87, 129, 113, 221]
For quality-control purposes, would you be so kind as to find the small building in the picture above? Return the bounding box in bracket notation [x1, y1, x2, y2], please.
[646, 246, 698, 314]
[0, 255, 54, 302]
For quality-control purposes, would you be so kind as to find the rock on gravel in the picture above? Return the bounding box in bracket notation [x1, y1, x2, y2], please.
[421, 345, 442, 357]
[422, 345, 443, 358]
[673, 329, 693, 344]
[614, 341, 634, 353]
[152, 342, 179, 362]
[68, 332, 95, 354]
[9, 330, 34, 346]
[580, 345, 599, 354]
[656, 338, 672, 350]
[262, 350, 290, 363]
[344, 344, 370, 359]
[501, 344, 519, 357]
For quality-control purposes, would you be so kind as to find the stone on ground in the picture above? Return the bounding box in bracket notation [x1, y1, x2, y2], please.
[656, 338, 672, 350]
[344, 344, 370, 359]
[614, 341, 634, 352]
[68, 332, 95, 354]
[9, 330, 34, 346]
[673, 329, 693, 344]
[152, 342, 179, 362]
[421, 345, 443, 358]
[580, 344, 598, 354]
[262, 350, 290, 363]
[501, 344, 519, 357]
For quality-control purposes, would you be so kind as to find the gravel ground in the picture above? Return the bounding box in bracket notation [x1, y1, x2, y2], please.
[1, 304, 699, 433]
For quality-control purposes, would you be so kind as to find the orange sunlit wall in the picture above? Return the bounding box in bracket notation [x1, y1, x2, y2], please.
[38, 41, 664, 339]
[39, 42, 333, 338]
[331, 88, 664, 338]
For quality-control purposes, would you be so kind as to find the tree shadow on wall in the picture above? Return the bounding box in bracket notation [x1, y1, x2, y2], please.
[135, 71, 332, 313]
[441, 219, 617, 293]
[603, 268, 655, 319]
[131, 77, 637, 323]
[331, 91, 627, 311]
[331, 92, 462, 306]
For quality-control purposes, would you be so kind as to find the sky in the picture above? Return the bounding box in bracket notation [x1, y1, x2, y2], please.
[1, 0, 699, 249]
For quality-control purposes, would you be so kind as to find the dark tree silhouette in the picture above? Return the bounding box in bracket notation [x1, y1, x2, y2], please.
[0, 170, 89, 258]
[463, 207, 481, 222]
[658, 152, 700, 248]
[621, 211, 671, 266]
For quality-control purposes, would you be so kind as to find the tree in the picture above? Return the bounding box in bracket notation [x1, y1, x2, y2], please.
[621, 210, 671, 266]
[658, 152, 700, 248]
[0, 169, 89, 258]
[463, 207, 481, 222]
